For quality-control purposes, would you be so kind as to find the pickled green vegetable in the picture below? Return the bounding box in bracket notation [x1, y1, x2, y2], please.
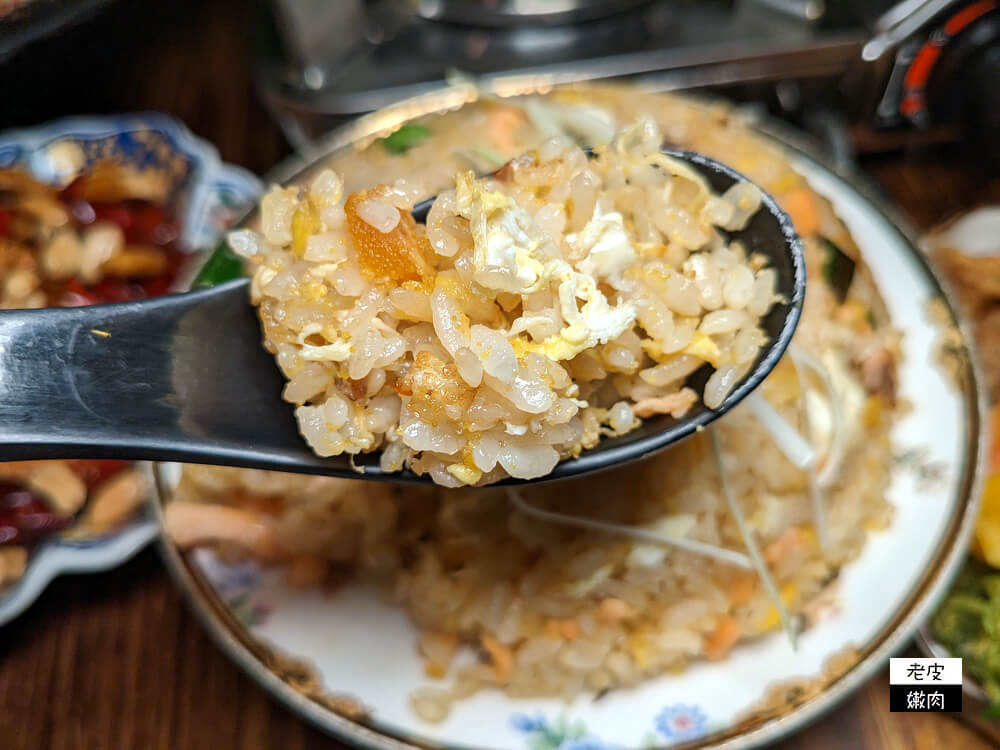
[192, 243, 244, 288]
[820, 237, 855, 303]
[381, 124, 430, 155]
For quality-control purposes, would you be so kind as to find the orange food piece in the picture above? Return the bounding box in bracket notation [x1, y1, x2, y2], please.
[722, 571, 757, 606]
[85, 468, 146, 530]
[337, 377, 368, 402]
[72, 162, 169, 204]
[974, 473, 1000, 567]
[632, 388, 699, 418]
[344, 187, 435, 284]
[480, 634, 513, 682]
[487, 107, 525, 154]
[780, 187, 820, 237]
[703, 615, 741, 660]
[0, 461, 44, 480]
[163, 501, 284, 560]
[544, 618, 580, 641]
[763, 526, 802, 566]
[991, 404, 1000, 471]
[596, 597, 633, 624]
[101, 244, 169, 277]
[491, 162, 515, 182]
[394, 350, 474, 425]
[424, 663, 447, 679]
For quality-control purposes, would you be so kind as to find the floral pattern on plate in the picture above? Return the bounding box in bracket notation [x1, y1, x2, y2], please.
[510, 705, 716, 750]
[192, 550, 272, 628]
[654, 704, 711, 742]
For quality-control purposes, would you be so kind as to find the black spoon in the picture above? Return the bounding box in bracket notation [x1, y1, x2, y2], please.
[0, 150, 804, 484]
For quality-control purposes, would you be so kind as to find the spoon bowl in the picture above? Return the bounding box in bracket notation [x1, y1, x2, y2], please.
[0, 149, 804, 485]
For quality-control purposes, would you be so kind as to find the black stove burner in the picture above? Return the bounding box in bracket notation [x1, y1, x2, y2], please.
[255, 0, 1000, 171]
[257, 0, 871, 117]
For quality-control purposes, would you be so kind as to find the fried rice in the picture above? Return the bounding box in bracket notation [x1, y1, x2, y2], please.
[164, 89, 902, 723]
[228, 119, 777, 486]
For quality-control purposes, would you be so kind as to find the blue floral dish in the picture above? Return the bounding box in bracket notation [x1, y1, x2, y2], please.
[0, 113, 261, 625]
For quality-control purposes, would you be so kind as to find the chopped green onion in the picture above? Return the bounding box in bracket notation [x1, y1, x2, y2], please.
[381, 124, 431, 155]
[192, 243, 244, 288]
[819, 237, 855, 303]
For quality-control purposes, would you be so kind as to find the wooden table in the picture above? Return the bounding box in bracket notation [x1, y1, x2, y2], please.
[2, 1, 1000, 748]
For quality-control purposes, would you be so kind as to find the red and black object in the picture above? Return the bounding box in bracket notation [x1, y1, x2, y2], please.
[888, 1, 1000, 168]
[0, 481, 71, 545]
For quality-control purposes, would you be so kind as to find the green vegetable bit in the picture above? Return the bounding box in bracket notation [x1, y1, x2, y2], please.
[381, 123, 431, 155]
[931, 558, 1000, 714]
[819, 236, 855, 304]
[192, 243, 244, 288]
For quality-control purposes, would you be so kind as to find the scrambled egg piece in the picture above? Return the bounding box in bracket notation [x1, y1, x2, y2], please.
[455, 172, 546, 294]
[572, 208, 636, 289]
[456, 171, 636, 361]
[682, 331, 720, 368]
[540, 271, 636, 360]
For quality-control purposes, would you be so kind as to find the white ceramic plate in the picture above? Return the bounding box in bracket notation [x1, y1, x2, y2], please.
[153, 96, 985, 749]
[0, 114, 261, 625]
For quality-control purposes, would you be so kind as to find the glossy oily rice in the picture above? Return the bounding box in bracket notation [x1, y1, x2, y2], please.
[229, 120, 777, 486]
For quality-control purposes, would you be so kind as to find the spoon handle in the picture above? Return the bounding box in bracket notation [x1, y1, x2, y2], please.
[0, 278, 297, 466]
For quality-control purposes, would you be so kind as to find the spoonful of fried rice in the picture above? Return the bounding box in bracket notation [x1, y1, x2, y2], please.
[0, 119, 804, 486]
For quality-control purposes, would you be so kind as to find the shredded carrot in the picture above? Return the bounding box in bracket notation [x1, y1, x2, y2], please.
[703, 615, 742, 660]
[780, 187, 820, 237]
[480, 634, 513, 682]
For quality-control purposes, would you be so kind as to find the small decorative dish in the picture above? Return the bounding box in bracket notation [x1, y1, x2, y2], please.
[0, 113, 260, 625]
